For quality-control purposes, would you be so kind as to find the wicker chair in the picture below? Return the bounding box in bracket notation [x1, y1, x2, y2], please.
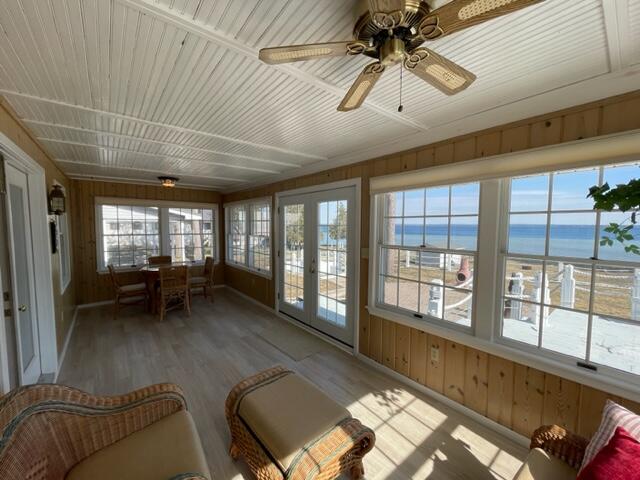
[190, 256, 215, 302]
[0, 383, 210, 480]
[107, 264, 149, 320]
[512, 425, 590, 479]
[149, 255, 172, 265]
[159, 265, 191, 322]
[530, 425, 589, 470]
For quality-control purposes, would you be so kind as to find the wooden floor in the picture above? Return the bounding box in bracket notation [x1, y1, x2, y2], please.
[58, 288, 528, 479]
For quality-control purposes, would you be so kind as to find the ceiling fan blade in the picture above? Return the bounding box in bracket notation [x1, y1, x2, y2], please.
[418, 0, 544, 40]
[258, 41, 367, 65]
[337, 62, 385, 112]
[404, 48, 476, 95]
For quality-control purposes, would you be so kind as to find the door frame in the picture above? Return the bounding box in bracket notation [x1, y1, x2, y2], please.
[274, 178, 361, 353]
[0, 132, 57, 392]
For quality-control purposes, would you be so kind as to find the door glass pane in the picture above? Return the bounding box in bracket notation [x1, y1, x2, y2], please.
[9, 184, 35, 368]
[317, 200, 347, 327]
[283, 204, 304, 310]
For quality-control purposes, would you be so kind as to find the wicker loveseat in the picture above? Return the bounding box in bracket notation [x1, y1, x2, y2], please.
[513, 425, 590, 479]
[0, 383, 210, 480]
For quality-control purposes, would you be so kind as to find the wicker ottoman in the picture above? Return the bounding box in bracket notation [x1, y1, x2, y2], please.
[225, 366, 375, 480]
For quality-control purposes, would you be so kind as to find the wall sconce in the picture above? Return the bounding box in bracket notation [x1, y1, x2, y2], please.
[158, 176, 179, 188]
[48, 184, 66, 215]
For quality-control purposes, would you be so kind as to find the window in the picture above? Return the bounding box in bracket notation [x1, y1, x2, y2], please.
[227, 205, 247, 265]
[370, 159, 640, 384]
[168, 208, 215, 262]
[249, 203, 271, 272]
[58, 213, 71, 292]
[500, 163, 640, 376]
[225, 200, 271, 275]
[95, 200, 218, 270]
[376, 183, 479, 328]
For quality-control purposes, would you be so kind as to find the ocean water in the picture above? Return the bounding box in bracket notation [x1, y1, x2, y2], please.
[388, 224, 640, 262]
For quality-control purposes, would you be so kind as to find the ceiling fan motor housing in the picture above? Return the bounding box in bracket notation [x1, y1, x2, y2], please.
[353, 0, 430, 41]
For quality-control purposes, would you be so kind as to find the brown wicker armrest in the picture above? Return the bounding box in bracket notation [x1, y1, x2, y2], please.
[530, 424, 589, 470]
[0, 383, 187, 480]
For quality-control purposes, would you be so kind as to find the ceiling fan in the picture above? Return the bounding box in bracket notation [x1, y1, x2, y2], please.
[259, 0, 544, 112]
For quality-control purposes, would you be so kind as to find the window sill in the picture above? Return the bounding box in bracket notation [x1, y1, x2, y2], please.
[366, 304, 640, 403]
[224, 261, 272, 279]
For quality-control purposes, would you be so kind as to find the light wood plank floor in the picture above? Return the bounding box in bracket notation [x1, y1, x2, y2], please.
[58, 288, 527, 480]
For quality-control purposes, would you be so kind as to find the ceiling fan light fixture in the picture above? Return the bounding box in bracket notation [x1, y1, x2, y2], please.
[158, 176, 179, 188]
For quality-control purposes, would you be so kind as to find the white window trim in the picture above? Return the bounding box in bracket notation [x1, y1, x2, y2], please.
[224, 197, 272, 279]
[57, 212, 71, 293]
[94, 198, 220, 272]
[368, 160, 640, 402]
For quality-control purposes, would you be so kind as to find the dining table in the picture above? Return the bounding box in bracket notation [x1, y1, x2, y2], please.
[140, 261, 199, 314]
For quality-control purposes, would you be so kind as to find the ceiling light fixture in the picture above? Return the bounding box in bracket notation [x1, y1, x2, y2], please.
[158, 176, 179, 188]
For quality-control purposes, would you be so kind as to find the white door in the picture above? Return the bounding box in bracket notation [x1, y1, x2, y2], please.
[278, 186, 356, 346]
[4, 163, 41, 385]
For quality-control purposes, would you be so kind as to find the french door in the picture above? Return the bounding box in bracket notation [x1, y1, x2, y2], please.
[278, 186, 356, 346]
[4, 163, 41, 385]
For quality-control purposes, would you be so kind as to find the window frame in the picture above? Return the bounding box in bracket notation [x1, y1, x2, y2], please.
[57, 212, 71, 293]
[368, 163, 640, 397]
[372, 185, 480, 334]
[224, 198, 272, 279]
[94, 197, 219, 272]
[494, 166, 640, 381]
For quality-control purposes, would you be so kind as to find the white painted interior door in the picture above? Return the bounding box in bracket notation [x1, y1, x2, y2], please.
[4, 163, 41, 385]
[278, 186, 356, 346]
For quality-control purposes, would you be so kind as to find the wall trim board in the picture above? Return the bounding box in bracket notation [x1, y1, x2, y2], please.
[55, 306, 79, 382]
[357, 353, 530, 449]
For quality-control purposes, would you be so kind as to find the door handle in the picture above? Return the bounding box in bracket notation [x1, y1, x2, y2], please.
[18, 304, 27, 312]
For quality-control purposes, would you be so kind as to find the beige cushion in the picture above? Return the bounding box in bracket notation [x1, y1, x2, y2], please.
[513, 448, 577, 480]
[190, 276, 206, 285]
[66, 410, 210, 480]
[238, 373, 350, 472]
[120, 282, 147, 293]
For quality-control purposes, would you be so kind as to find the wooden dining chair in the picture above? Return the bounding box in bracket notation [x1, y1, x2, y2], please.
[189, 256, 215, 302]
[107, 265, 148, 320]
[158, 265, 190, 321]
[148, 255, 172, 265]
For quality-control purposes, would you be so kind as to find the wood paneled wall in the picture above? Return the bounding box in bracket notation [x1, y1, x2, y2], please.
[222, 90, 640, 438]
[71, 180, 223, 304]
[0, 97, 75, 353]
[368, 318, 640, 439]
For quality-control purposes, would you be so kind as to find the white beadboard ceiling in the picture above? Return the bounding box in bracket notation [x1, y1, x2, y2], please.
[0, 0, 639, 191]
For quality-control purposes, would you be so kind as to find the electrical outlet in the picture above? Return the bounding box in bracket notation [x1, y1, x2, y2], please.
[430, 346, 440, 363]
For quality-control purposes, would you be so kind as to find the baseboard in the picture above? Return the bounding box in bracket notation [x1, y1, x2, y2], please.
[55, 306, 79, 382]
[224, 285, 354, 355]
[356, 353, 529, 448]
[77, 300, 114, 309]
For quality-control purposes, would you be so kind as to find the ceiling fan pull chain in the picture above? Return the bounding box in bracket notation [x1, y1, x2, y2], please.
[398, 65, 404, 113]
